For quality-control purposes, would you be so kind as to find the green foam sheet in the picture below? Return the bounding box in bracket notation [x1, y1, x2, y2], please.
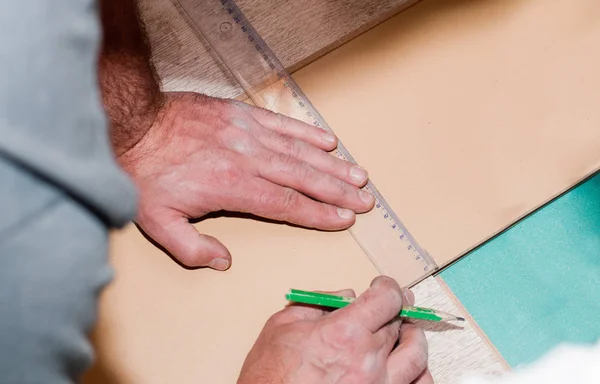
[441, 173, 600, 367]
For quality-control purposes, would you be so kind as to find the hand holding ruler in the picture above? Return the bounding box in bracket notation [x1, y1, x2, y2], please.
[173, 0, 437, 287]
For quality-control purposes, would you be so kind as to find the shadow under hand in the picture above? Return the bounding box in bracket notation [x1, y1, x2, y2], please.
[135, 210, 314, 270]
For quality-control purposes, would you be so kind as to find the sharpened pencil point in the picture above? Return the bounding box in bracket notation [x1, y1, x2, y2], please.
[456, 317, 465, 321]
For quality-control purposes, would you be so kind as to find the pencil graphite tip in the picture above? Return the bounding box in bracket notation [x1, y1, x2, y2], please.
[456, 316, 465, 321]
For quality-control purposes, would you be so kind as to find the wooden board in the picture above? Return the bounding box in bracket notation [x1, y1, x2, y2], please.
[139, 0, 419, 98]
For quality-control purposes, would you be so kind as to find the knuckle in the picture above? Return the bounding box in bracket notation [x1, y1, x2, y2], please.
[364, 303, 391, 326]
[281, 187, 302, 210]
[266, 310, 289, 328]
[373, 276, 402, 303]
[288, 139, 306, 159]
[208, 156, 245, 189]
[254, 108, 281, 129]
[256, 189, 276, 207]
[274, 112, 285, 129]
[273, 133, 296, 156]
[383, 320, 401, 342]
[274, 152, 295, 170]
[321, 321, 360, 348]
[276, 153, 313, 182]
[334, 178, 352, 198]
[175, 246, 201, 266]
[256, 187, 302, 220]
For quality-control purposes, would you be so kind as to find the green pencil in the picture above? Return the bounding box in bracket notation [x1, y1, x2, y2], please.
[286, 289, 465, 322]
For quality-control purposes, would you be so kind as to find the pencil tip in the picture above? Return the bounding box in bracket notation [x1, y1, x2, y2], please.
[456, 317, 465, 321]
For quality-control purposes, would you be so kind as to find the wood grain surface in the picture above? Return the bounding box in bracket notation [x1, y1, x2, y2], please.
[139, 0, 419, 98]
[414, 277, 508, 382]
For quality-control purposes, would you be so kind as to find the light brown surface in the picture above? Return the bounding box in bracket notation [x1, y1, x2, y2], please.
[293, 0, 600, 266]
[140, 0, 419, 98]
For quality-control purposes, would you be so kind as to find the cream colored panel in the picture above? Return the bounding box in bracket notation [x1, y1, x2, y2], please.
[294, 0, 600, 265]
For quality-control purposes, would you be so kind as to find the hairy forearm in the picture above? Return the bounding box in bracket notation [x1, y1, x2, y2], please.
[99, 0, 163, 157]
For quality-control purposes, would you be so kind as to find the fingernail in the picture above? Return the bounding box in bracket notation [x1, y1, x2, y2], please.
[322, 133, 336, 145]
[350, 166, 368, 183]
[402, 289, 415, 305]
[337, 207, 355, 220]
[359, 189, 374, 205]
[209, 258, 230, 271]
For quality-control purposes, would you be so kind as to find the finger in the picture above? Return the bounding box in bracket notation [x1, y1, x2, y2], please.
[375, 317, 402, 353]
[387, 322, 429, 383]
[229, 177, 357, 230]
[138, 211, 231, 270]
[257, 128, 370, 187]
[403, 289, 416, 306]
[251, 107, 338, 151]
[374, 289, 414, 350]
[412, 368, 434, 384]
[329, 276, 403, 333]
[258, 153, 374, 213]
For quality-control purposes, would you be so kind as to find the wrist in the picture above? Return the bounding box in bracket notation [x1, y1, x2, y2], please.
[107, 90, 165, 158]
[114, 92, 172, 173]
[100, 54, 165, 157]
[99, 0, 163, 157]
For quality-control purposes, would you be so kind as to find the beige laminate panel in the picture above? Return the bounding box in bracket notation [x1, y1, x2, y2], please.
[293, 0, 600, 266]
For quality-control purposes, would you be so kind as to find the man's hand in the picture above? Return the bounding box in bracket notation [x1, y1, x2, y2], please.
[238, 276, 433, 384]
[99, 1, 374, 269]
[118, 92, 375, 269]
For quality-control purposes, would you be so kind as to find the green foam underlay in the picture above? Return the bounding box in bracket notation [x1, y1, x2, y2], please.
[441, 173, 600, 367]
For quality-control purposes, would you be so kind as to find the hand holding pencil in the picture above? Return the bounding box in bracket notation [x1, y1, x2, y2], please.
[286, 288, 464, 322]
[238, 276, 434, 384]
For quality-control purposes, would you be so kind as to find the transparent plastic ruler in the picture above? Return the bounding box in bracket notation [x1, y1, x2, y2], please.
[173, 0, 437, 286]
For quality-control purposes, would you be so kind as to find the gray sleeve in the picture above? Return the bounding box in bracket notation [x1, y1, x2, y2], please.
[0, 0, 137, 227]
[0, 157, 112, 383]
[0, 0, 138, 382]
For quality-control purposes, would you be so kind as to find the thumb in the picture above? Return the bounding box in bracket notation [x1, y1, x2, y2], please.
[138, 211, 232, 270]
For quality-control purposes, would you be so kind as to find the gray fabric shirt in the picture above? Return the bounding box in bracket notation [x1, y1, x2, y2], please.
[0, 0, 137, 382]
[0, 0, 137, 226]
